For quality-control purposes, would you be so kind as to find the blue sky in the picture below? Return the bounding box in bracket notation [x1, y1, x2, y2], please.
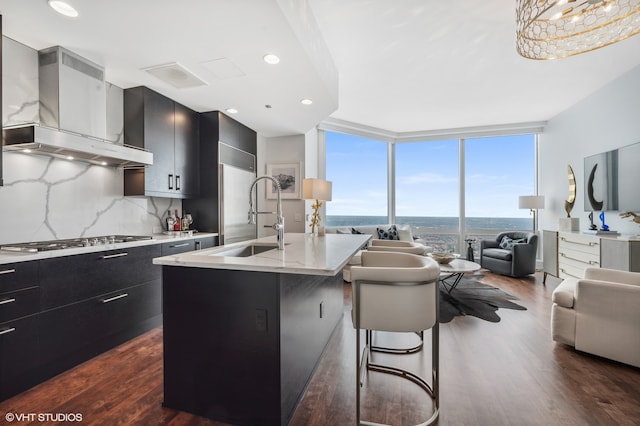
[326, 132, 535, 218]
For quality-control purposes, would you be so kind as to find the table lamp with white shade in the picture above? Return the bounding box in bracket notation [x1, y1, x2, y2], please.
[303, 178, 332, 235]
[519, 195, 545, 232]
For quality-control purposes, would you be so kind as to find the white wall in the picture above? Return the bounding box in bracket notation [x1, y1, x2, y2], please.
[257, 134, 307, 236]
[539, 64, 640, 235]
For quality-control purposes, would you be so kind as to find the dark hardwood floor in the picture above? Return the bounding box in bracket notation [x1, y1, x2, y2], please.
[1, 271, 639, 425]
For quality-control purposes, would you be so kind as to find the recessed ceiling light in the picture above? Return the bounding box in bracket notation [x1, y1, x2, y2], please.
[23, 149, 32, 153]
[301, 99, 313, 106]
[48, 0, 79, 17]
[226, 108, 238, 114]
[100, 161, 108, 166]
[263, 54, 280, 65]
[66, 156, 74, 161]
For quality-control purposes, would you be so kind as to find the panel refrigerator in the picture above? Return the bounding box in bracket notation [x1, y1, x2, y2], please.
[219, 144, 257, 245]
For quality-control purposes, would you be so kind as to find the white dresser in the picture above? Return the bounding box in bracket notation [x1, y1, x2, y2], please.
[554, 231, 640, 279]
[558, 232, 600, 279]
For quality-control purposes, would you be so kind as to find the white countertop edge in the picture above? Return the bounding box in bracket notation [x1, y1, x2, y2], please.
[0, 233, 218, 265]
[153, 233, 370, 276]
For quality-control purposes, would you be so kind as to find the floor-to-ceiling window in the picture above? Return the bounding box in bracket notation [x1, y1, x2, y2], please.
[395, 140, 459, 251]
[464, 134, 536, 255]
[325, 131, 388, 226]
[324, 129, 538, 253]
[464, 134, 536, 236]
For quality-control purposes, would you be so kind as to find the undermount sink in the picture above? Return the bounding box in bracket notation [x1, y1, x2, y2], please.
[207, 243, 280, 258]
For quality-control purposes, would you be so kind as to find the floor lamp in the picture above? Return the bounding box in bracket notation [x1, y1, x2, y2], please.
[519, 195, 545, 233]
[303, 178, 332, 235]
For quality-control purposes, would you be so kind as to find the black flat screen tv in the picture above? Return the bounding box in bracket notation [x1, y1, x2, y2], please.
[584, 141, 640, 212]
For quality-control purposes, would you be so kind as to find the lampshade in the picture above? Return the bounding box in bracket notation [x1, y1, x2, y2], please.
[303, 178, 332, 201]
[519, 195, 545, 209]
[516, 0, 640, 60]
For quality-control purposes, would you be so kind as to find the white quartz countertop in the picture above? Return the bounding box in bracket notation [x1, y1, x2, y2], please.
[0, 232, 218, 265]
[152, 233, 371, 276]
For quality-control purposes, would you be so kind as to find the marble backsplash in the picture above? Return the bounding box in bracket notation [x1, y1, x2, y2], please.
[0, 151, 181, 244]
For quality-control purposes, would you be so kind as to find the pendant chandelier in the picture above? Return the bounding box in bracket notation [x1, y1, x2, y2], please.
[516, 0, 640, 60]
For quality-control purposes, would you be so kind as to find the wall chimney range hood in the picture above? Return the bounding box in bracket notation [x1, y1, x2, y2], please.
[3, 125, 153, 167]
[2, 46, 153, 168]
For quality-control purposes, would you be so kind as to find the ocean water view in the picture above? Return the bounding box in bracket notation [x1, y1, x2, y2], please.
[326, 215, 532, 253]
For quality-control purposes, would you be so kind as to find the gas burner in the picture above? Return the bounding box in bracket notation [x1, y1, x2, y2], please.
[0, 235, 153, 253]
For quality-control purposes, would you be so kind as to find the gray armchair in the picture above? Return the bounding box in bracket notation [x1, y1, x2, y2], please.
[480, 231, 538, 277]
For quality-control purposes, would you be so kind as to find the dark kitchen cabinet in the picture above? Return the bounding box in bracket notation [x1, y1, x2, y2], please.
[0, 261, 40, 401]
[161, 235, 218, 256]
[174, 103, 200, 198]
[183, 111, 256, 233]
[124, 86, 199, 198]
[0, 261, 38, 294]
[0, 243, 165, 403]
[38, 279, 161, 380]
[0, 315, 40, 401]
[1, 16, 4, 187]
[39, 245, 161, 309]
[161, 239, 196, 256]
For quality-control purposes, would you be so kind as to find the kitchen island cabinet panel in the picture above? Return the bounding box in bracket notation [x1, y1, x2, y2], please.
[39, 244, 161, 309]
[162, 266, 344, 426]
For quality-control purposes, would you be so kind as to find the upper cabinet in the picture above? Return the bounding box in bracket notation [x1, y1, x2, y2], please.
[123, 86, 199, 198]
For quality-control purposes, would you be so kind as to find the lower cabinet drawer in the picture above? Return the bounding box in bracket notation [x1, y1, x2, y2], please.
[161, 240, 196, 255]
[0, 315, 40, 400]
[0, 261, 38, 293]
[0, 286, 40, 323]
[97, 279, 162, 337]
[39, 280, 162, 364]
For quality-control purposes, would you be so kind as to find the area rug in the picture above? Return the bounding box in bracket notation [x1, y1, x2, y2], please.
[439, 274, 527, 323]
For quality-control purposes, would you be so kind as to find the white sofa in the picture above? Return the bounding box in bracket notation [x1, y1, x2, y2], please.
[325, 224, 432, 282]
[325, 224, 425, 244]
[551, 267, 640, 368]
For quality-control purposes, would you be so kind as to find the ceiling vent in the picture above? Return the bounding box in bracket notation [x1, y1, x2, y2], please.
[143, 62, 208, 89]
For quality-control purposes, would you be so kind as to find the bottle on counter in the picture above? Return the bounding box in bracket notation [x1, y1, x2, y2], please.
[166, 210, 176, 232]
[173, 209, 181, 231]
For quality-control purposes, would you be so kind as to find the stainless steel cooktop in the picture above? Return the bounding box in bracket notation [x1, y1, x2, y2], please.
[0, 235, 153, 253]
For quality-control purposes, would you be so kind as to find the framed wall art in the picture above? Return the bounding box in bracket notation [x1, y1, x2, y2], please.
[265, 163, 301, 199]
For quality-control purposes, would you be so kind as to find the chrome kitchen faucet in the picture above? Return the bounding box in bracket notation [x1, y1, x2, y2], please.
[248, 176, 285, 250]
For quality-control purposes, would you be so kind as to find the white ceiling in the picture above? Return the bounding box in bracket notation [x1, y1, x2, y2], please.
[2, 0, 640, 137]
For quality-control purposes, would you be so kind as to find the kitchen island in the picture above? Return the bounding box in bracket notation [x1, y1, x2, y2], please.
[153, 233, 370, 426]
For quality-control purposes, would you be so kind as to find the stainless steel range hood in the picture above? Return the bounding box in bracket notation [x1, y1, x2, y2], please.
[2, 46, 153, 168]
[3, 125, 153, 167]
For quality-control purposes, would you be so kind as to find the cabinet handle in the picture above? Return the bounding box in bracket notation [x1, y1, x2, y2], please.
[559, 252, 599, 265]
[0, 269, 16, 275]
[176, 175, 181, 191]
[168, 174, 174, 190]
[101, 253, 128, 259]
[0, 298, 16, 305]
[100, 293, 128, 304]
[560, 237, 599, 247]
[170, 243, 190, 249]
[0, 327, 16, 336]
